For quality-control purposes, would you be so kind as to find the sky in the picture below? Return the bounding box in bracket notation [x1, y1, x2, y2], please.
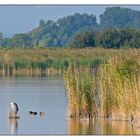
[1, 5, 140, 37]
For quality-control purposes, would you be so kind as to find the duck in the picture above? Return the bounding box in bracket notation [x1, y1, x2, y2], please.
[28, 111, 34, 115]
[33, 112, 37, 115]
[39, 112, 45, 117]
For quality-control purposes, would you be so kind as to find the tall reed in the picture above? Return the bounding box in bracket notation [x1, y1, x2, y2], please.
[64, 48, 140, 121]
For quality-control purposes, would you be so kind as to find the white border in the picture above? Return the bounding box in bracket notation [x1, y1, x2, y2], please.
[0, 0, 140, 139]
[0, 0, 140, 4]
[1, 136, 140, 140]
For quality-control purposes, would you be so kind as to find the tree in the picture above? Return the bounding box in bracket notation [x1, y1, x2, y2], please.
[0, 32, 3, 46]
[100, 7, 140, 29]
[3, 8, 140, 48]
[97, 28, 140, 48]
[12, 33, 33, 47]
[29, 13, 98, 47]
[39, 19, 46, 27]
[127, 30, 140, 48]
[70, 31, 96, 48]
[2, 37, 12, 47]
[38, 37, 48, 48]
[97, 29, 122, 48]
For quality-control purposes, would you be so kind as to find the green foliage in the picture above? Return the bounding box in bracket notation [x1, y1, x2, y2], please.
[0, 32, 3, 47]
[29, 13, 97, 47]
[97, 29, 121, 48]
[100, 7, 140, 29]
[89, 58, 104, 68]
[70, 31, 96, 48]
[39, 19, 46, 27]
[12, 33, 33, 47]
[1, 13, 97, 48]
[118, 59, 139, 78]
[2, 38, 12, 47]
[0, 48, 110, 76]
[97, 28, 140, 48]
[2, 7, 140, 48]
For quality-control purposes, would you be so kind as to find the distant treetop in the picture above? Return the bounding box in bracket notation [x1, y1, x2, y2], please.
[2, 7, 140, 48]
[100, 7, 140, 29]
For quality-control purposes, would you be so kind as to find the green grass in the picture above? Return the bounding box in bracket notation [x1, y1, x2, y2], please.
[0, 47, 111, 76]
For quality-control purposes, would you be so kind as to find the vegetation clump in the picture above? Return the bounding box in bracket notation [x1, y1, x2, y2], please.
[64, 49, 140, 121]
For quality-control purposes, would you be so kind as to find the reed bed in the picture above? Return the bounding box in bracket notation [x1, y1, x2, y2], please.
[0, 47, 111, 76]
[64, 48, 140, 122]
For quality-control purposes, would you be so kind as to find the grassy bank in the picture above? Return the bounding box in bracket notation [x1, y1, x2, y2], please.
[0, 47, 112, 76]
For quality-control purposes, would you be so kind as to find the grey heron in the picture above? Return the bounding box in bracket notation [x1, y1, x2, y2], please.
[130, 114, 134, 123]
[9, 102, 19, 118]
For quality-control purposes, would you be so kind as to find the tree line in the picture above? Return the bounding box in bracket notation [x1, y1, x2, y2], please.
[1, 7, 140, 48]
[70, 28, 140, 48]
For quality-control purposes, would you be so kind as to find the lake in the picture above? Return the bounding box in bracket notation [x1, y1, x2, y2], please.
[0, 76, 139, 135]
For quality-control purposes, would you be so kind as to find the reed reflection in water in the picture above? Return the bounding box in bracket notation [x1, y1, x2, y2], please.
[9, 118, 18, 135]
[68, 118, 140, 135]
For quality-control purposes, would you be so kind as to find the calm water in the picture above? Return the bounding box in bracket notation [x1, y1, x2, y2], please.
[0, 76, 139, 135]
[0, 76, 67, 135]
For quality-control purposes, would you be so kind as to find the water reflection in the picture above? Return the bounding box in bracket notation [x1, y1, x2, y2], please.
[68, 118, 140, 135]
[68, 118, 95, 135]
[9, 118, 18, 135]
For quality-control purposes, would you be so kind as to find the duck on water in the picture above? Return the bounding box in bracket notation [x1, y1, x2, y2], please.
[28, 111, 45, 116]
[28, 111, 37, 115]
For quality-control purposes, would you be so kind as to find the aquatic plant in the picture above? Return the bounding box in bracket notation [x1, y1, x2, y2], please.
[64, 48, 140, 121]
